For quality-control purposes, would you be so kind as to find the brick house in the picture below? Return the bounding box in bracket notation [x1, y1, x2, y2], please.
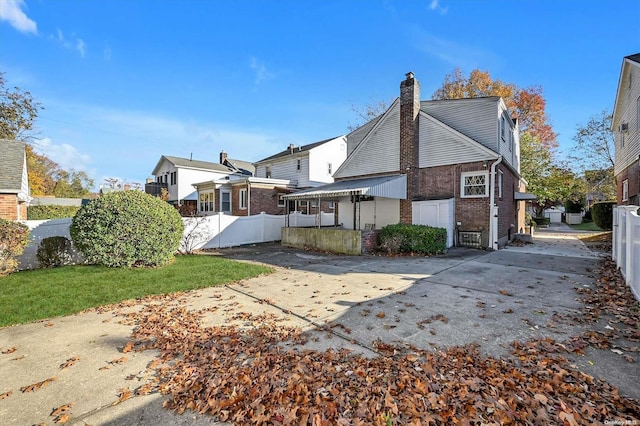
[613, 53, 640, 205]
[283, 72, 529, 250]
[0, 139, 30, 220]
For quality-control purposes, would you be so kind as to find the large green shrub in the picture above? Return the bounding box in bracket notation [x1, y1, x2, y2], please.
[37, 236, 73, 268]
[28, 205, 80, 220]
[564, 199, 583, 214]
[379, 223, 447, 255]
[0, 219, 30, 276]
[70, 191, 184, 267]
[591, 201, 615, 231]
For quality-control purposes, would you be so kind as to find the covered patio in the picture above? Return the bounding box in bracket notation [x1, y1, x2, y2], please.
[280, 175, 406, 254]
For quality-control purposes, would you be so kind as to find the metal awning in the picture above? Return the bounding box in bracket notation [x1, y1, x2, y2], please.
[282, 175, 407, 201]
[514, 191, 537, 201]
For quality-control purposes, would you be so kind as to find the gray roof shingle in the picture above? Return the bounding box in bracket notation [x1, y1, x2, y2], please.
[0, 139, 27, 193]
[255, 136, 341, 163]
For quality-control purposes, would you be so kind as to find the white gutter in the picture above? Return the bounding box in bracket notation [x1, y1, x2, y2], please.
[488, 156, 503, 250]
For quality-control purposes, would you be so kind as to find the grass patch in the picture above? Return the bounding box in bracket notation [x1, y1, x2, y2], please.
[569, 222, 603, 231]
[0, 255, 272, 327]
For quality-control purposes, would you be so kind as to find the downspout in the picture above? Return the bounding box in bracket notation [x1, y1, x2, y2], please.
[489, 156, 503, 250]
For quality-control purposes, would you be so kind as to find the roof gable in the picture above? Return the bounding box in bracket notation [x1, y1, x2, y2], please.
[0, 139, 28, 193]
[613, 52, 640, 127]
[418, 112, 499, 168]
[334, 98, 401, 178]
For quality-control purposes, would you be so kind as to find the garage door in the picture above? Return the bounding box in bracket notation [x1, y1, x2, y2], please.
[412, 199, 454, 248]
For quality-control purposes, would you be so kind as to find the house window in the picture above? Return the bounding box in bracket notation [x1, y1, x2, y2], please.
[299, 200, 309, 214]
[199, 191, 214, 212]
[622, 179, 629, 202]
[278, 195, 285, 207]
[461, 171, 489, 198]
[239, 188, 247, 210]
[170, 172, 177, 185]
[266, 165, 272, 178]
[498, 171, 503, 199]
[327, 163, 332, 175]
[329, 201, 335, 210]
[221, 190, 231, 213]
[156, 176, 162, 183]
[297, 159, 301, 171]
[501, 116, 508, 142]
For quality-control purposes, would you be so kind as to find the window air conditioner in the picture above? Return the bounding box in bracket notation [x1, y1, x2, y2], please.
[619, 122, 629, 132]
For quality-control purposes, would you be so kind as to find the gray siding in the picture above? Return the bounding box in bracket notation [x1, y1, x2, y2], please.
[255, 155, 310, 187]
[418, 113, 497, 168]
[336, 103, 400, 178]
[421, 98, 499, 153]
[614, 60, 640, 176]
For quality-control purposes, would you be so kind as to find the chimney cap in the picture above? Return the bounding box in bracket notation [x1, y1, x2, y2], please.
[405, 71, 415, 80]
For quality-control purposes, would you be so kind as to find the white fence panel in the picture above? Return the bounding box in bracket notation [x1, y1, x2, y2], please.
[17, 212, 333, 269]
[613, 206, 640, 301]
[17, 219, 84, 270]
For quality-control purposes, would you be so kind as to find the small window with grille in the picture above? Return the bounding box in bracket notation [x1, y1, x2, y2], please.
[461, 171, 489, 198]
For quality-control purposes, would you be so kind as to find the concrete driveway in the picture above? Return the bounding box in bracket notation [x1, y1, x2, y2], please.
[1, 223, 636, 425]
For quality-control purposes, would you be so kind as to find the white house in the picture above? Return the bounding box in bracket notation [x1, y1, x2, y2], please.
[148, 152, 254, 214]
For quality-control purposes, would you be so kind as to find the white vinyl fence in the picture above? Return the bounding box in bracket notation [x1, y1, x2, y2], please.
[612, 206, 640, 301]
[17, 212, 335, 270]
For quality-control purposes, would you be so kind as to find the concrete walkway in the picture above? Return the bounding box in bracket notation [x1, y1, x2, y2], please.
[1, 225, 635, 425]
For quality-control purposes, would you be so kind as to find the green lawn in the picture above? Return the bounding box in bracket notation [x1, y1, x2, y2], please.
[0, 255, 272, 327]
[569, 221, 603, 231]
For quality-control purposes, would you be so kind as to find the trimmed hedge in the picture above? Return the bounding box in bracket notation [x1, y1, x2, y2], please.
[28, 205, 80, 220]
[70, 191, 184, 267]
[379, 223, 447, 255]
[0, 219, 30, 276]
[591, 202, 615, 231]
[37, 236, 73, 268]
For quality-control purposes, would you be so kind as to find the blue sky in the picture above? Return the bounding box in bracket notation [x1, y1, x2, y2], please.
[1, 0, 639, 189]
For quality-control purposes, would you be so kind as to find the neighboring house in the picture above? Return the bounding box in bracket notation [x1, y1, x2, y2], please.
[193, 175, 293, 216]
[612, 53, 640, 205]
[147, 151, 254, 214]
[0, 139, 30, 220]
[284, 72, 529, 250]
[254, 136, 347, 214]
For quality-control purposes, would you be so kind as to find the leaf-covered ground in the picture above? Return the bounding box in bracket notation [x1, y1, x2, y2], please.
[115, 257, 639, 425]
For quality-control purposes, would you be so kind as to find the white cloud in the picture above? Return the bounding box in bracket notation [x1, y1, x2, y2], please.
[428, 0, 448, 15]
[33, 137, 92, 172]
[0, 0, 37, 34]
[76, 38, 86, 57]
[249, 57, 275, 85]
[51, 28, 86, 57]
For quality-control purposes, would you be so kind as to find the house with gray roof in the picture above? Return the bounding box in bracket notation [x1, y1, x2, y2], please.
[147, 151, 254, 215]
[0, 139, 30, 220]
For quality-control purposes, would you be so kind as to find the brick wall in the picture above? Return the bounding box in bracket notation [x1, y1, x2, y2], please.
[0, 194, 19, 220]
[361, 229, 380, 254]
[250, 187, 286, 215]
[617, 161, 640, 205]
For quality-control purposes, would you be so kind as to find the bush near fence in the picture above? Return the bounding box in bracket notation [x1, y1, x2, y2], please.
[379, 223, 447, 255]
[27, 205, 80, 220]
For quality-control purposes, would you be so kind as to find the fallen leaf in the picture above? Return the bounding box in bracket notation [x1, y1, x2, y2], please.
[20, 377, 57, 393]
[0, 390, 13, 400]
[50, 403, 74, 417]
[1, 347, 16, 354]
[376, 312, 386, 318]
[499, 290, 513, 296]
[59, 356, 80, 369]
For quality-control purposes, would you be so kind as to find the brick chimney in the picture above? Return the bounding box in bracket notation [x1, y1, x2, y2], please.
[220, 150, 228, 164]
[399, 71, 420, 224]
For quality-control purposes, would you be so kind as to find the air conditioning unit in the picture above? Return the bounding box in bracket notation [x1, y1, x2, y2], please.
[619, 122, 629, 132]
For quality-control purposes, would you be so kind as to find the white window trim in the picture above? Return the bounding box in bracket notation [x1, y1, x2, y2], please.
[498, 170, 504, 199]
[239, 188, 247, 210]
[199, 191, 215, 213]
[622, 179, 629, 202]
[277, 194, 285, 207]
[220, 190, 232, 213]
[461, 171, 489, 198]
